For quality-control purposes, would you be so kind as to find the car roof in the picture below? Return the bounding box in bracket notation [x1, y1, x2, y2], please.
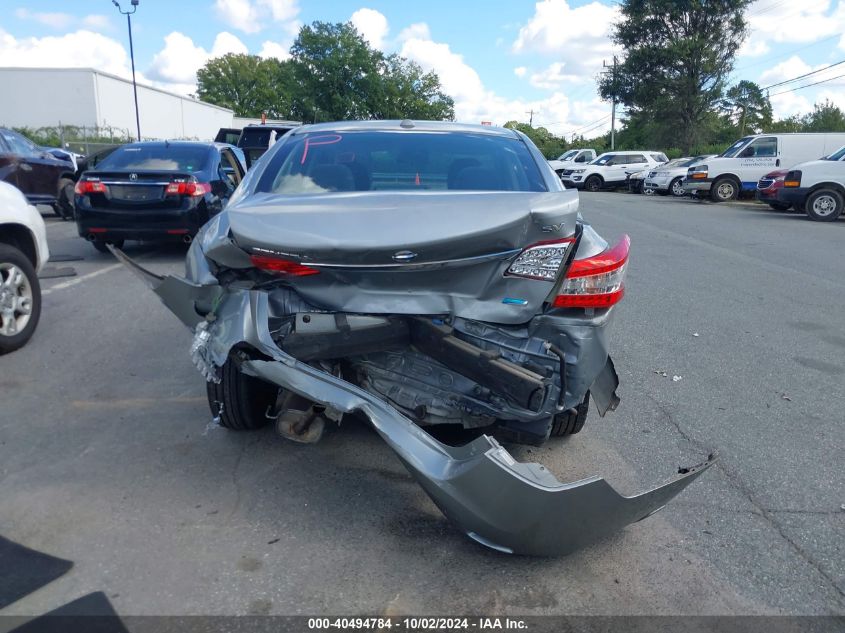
[289, 120, 521, 139]
[117, 141, 218, 149]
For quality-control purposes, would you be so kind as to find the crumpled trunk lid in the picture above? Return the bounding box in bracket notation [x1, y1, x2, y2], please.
[226, 190, 579, 324]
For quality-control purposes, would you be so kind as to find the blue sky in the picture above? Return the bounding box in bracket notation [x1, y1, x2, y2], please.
[2, 0, 844, 136]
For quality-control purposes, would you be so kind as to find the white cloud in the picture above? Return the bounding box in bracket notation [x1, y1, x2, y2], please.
[148, 31, 248, 85]
[81, 15, 112, 30]
[757, 55, 845, 118]
[399, 24, 610, 136]
[514, 66, 527, 78]
[738, 39, 770, 58]
[512, 0, 618, 76]
[213, 0, 300, 34]
[0, 27, 130, 77]
[529, 61, 581, 90]
[398, 22, 431, 42]
[350, 8, 389, 50]
[14, 8, 75, 30]
[259, 40, 290, 61]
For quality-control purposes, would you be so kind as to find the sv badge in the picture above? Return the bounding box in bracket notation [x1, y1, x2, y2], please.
[540, 222, 565, 233]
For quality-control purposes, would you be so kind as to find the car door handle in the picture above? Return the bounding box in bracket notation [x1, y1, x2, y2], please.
[776, 159, 780, 166]
[20, 163, 32, 171]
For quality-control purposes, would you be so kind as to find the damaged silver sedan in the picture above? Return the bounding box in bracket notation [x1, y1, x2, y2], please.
[111, 120, 713, 555]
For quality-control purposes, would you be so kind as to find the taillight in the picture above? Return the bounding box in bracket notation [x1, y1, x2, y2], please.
[75, 180, 107, 194]
[553, 235, 630, 309]
[249, 254, 320, 276]
[783, 170, 801, 187]
[165, 181, 212, 197]
[506, 239, 574, 281]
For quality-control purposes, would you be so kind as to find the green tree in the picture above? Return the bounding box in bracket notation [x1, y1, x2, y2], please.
[720, 80, 772, 135]
[599, 0, 752, 154]
[286, 22, 454, 122]
[196, 54, 295, 118]
[503, 121, 567, 158]
[801, 100, 845, 132]
[373, 55, 455, 120]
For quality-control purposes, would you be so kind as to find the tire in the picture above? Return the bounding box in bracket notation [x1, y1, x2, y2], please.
[206, 352, 281, 430]
[91, 238, 124, 253]
[709, 177, 739, 202]
[767, 201, 791, 212]
[550, 392, 590, 437]
[670, 177, 685, 197]
[0, 245, 41, 354]
[805, 189, 844, 222]
[55, 178, 75, 220]
[584, 175, 602, 192]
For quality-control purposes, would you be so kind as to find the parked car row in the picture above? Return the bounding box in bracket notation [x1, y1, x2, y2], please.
[559, 150, 669, 192]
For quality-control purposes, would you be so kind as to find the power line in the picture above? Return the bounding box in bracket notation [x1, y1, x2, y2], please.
[768, 72, 845, 97]
[761, 59, 845, 91]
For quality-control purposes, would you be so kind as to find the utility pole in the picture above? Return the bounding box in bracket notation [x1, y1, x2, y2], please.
[526, 109, 535, 127]
[602, 56, 618, 150]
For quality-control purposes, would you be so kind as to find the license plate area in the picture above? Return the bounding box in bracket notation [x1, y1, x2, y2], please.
[109, 185, 164, 202]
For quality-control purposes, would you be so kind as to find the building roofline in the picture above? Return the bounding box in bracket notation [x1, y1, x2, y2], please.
[0, 66, 234, 114]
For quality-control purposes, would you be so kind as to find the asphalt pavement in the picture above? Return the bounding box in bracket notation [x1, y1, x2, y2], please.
[0, 194, 842, 617]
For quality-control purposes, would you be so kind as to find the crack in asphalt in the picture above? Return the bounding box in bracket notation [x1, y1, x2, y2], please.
[646, 393, 845, 606]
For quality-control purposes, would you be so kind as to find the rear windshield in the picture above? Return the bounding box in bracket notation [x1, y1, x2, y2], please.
[239, 127, 295, 148]
[96, 145, 210, 172]
[256, 131, 547, 193]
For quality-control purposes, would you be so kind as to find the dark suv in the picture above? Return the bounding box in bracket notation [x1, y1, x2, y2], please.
[0, 128, 77, 219]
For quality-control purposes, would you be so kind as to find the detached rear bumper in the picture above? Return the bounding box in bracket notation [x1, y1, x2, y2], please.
[111, 246, 715, 556]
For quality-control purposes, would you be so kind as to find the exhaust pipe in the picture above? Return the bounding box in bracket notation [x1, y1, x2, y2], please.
[182, 234, 193, 244]
[86, 233, 98, 242]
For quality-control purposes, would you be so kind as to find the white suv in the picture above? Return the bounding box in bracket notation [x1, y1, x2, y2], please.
[0, 181, 49, 353]
[561, 151, 668, 192]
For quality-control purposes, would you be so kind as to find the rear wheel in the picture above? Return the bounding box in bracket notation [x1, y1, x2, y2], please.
[206, 352, 281, 430]
[710, 177, 739, 202]
[55, 178, 75, 220]
[584, 175, 602, 192]
[805, 189, 844, 222]
[670, 177, 685, 197]
[550, 392, 590, 437]
[0, 245, 41, 354]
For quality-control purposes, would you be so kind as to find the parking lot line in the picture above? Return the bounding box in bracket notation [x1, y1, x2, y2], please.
[42, 262, 124, 296]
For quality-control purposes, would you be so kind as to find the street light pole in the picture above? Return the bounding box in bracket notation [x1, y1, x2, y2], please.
[113, 0, 141, 141]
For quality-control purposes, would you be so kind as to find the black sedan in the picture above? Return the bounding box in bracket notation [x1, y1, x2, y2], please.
[74, 141, 245, 252]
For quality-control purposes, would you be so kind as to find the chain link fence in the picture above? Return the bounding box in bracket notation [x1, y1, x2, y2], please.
[9, 123, 135, 155]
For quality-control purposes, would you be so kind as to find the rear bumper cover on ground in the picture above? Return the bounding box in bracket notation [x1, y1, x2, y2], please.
[110, 246, 715, 556]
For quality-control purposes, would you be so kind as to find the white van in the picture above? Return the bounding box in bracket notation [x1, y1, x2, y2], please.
[683, 133, 845, 201]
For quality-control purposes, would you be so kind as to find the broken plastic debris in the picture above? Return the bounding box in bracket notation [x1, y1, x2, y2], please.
[672, 375, 683, 382]
[781, 394, 792, 401]
[692, 332, 699, 337]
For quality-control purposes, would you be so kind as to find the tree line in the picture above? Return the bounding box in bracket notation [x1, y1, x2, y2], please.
[195, 7, 845, 159]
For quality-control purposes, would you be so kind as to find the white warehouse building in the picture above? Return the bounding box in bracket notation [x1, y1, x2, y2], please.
[0, 67, 234, 140]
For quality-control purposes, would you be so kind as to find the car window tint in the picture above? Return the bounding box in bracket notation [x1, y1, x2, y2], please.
[626, 155, 646, 163]
[720, 136, 754, 158]
[96, 145, 210, 172]
[220, 149, 243, 185]
[258, 131, 548, 194]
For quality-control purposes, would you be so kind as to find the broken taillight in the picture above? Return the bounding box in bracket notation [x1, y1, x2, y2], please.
[249, 254, 320, 276]
[506, 239, 574, 281]
[553, 235, 630, 308]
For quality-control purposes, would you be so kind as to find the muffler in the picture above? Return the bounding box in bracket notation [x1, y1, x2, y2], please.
[182, 234, 193, 244]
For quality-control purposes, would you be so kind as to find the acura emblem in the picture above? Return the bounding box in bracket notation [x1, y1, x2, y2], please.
[129, 173, 138, 181]
[392, 250, 417, 262]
